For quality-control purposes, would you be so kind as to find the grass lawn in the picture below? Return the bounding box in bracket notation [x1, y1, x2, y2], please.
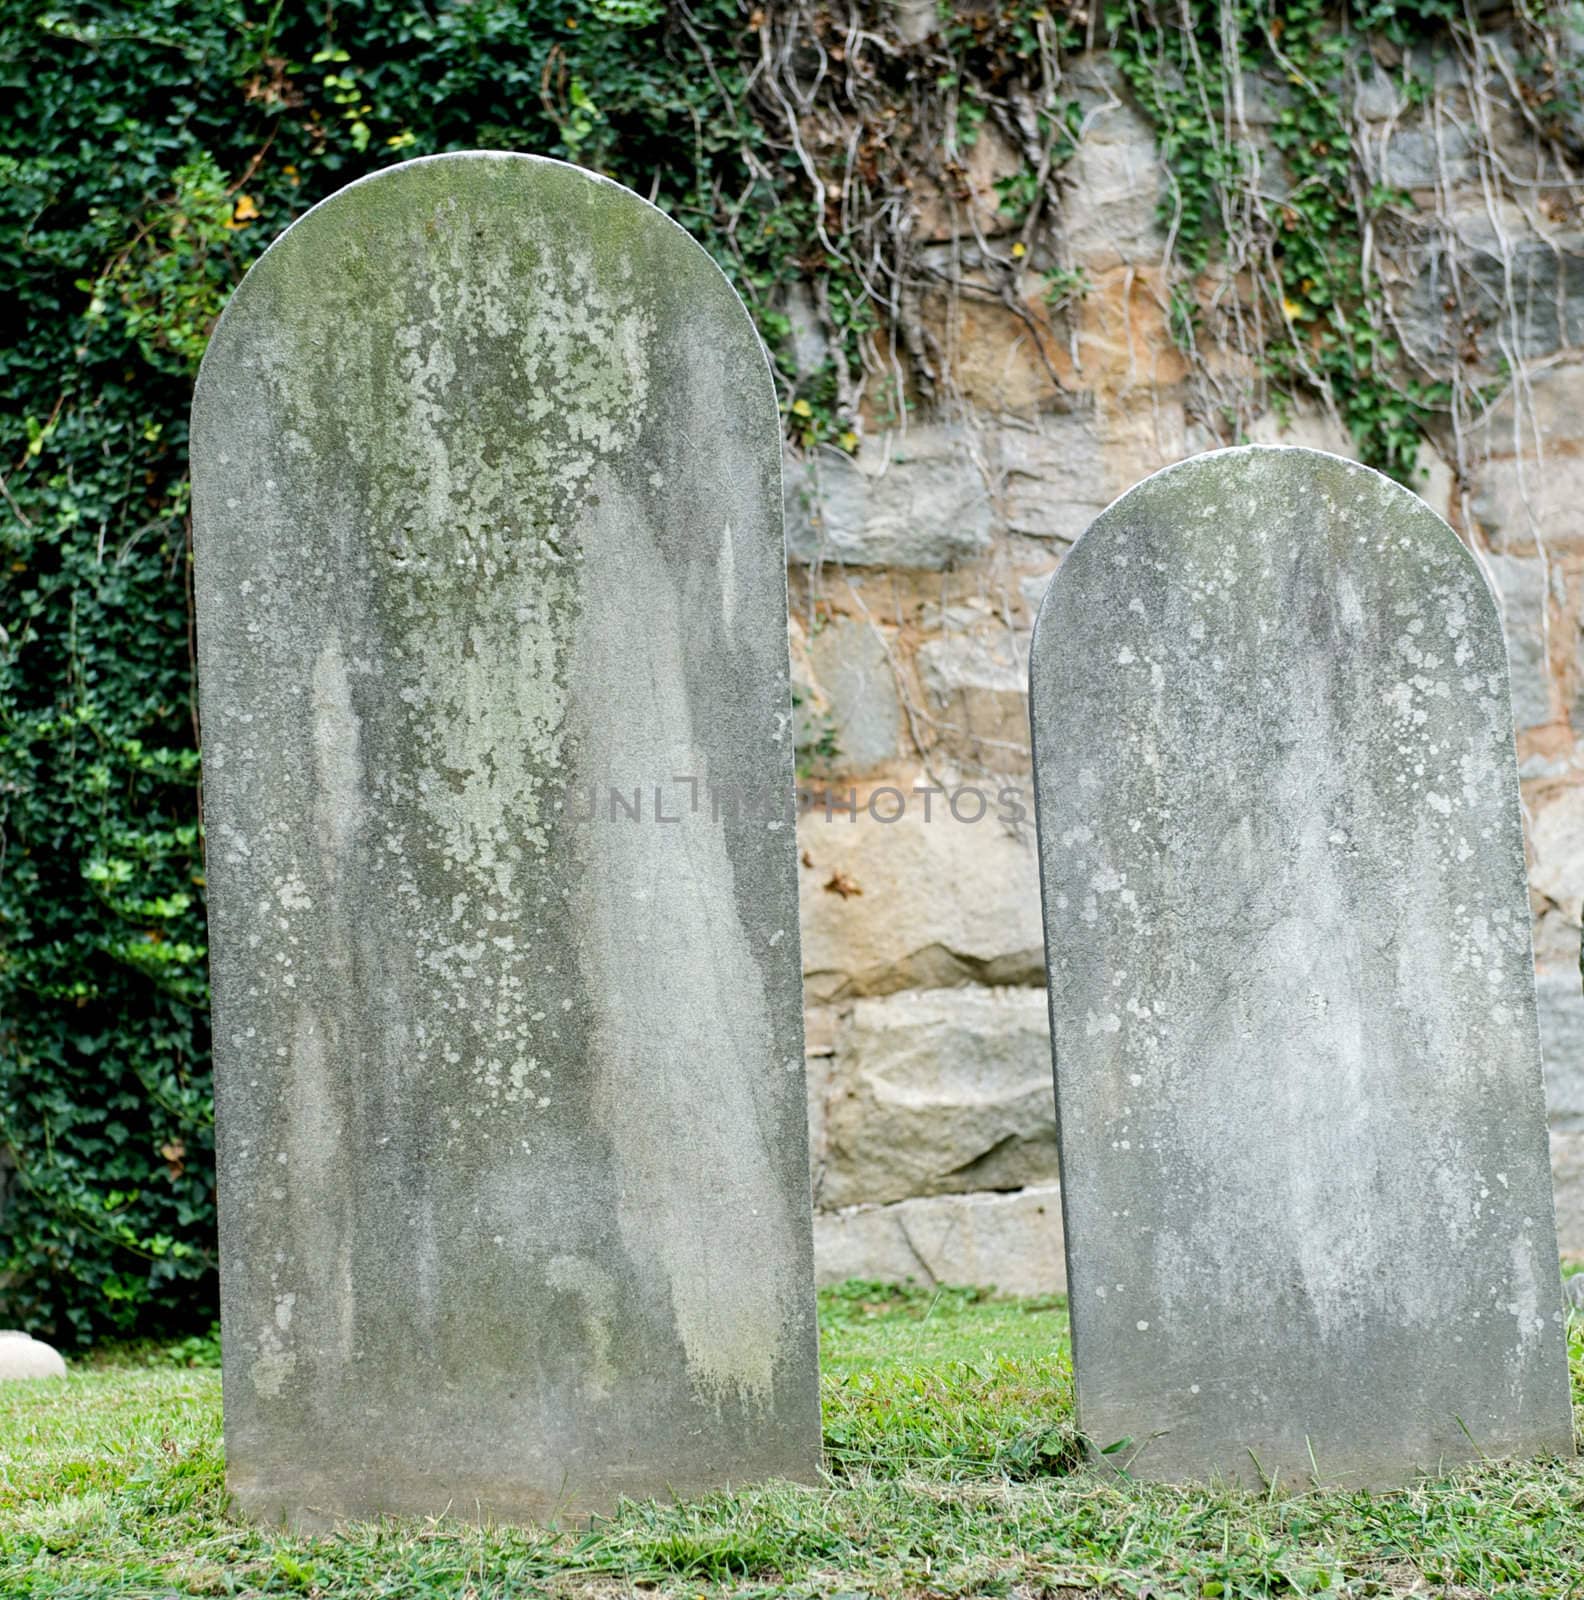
[4, 1281, 1584, 1598]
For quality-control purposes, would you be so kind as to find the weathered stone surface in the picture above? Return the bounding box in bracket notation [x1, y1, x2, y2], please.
[1075, 270, 1193, 394]
[1243, 407, 1455, 525]
[1475, 363, 1584, 454]
[798, 781, 1044, 1002]
[1537, 969, 1584, 1131]
[888, 0, 939, 45]
[1377, 124, 1478, 190]
[0, 1332, 66, 1381]
[804, 616, 902, 775]
[1019, 566, 1059, 616]
[920, 279, 1069, 416]
[814, 1184, 1066, 1296]
[192, 154, 819, 1528]
[1553, 1131, 1584, 1259]
[1474, 452, 1584, 554]
[1465, 365, 1584, 555]
[1484, 554, 1553, 729]
[818, 987, 1057, 1208]
[1030, 445, 1572, 1487]
[785, 427, 993, 569]
[1400, 206, 1584, 368]
[999, 413, 1110, 543]
[1060, 90, 1163, 271]
[916, 626, 1031, 770]
[1526, 782, 1584, 916]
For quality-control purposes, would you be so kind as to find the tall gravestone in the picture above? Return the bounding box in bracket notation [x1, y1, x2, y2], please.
[191, 153, 820, 1527]
[1030, 446, 1573, 1488]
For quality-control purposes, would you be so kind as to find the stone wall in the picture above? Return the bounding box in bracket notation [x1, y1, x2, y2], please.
[785, 43, 1584, 1289]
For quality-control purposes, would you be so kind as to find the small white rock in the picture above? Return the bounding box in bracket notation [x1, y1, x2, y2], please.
[0, 1331, 67, 1380]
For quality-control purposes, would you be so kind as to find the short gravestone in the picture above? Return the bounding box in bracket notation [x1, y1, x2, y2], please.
[1030, 446, 1573, 1488]
[191, 153, 820, 1527]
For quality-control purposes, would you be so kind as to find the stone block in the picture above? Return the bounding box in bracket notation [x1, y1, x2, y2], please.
[1553, 1130, 1584, 1258]
[999, 412, 1111, 543]
[889, 0, 938, 44]
[1527, 782, 1584, 917]
[1538, 968, 1584, 1131]
[818, 986, 1057, 1208]
[1061, 100, 1165, 271]
[916, 626, 1031, 770]
[1483, 554, 1553, 729]
[785, 427, 993, 569]
[921, 283, 1070, 415]
[804, 616, 902, 775]
[1474, 364, 1584, 456]
[797, 780, 1043, 1002]
[1399, 211, 1584, 368]
[1472, 453, 1584, 554]
[814, 1184, 1067, 1296]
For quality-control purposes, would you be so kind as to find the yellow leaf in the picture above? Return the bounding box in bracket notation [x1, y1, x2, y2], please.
[1281, 297, 1303, 319]
[790, 398, 813, 418]
[839, 430, 859, 451]
[1011, 241, 1026, 259]
[230, 194, 260, 227]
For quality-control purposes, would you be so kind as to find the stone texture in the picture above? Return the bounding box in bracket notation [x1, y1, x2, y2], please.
[0, 1332, 66, 1380]
[1474, 452, 1584, 555]
[785, 427, 993, 569]
[1483, 554, 1553, 729]
[1526, 782, 1584, 915]
[817, 987, 1056, 1208]
[192, 153, 819, 1528]
[1019, 567, 1059, 616]
[804, 616, 902, 775]
[1061, 95, 1164, 271]
[1030, 445, 1572, 1488]
[814, 1184, 1066, 1296]
[999, 413, 1110, 543]
[1553, 1130, 1584, 1259]
[1399, 205, 1584, 368]
[1475, 363, 1584, 455]
[1555, 1126, 1584, 1260]
[1376, 124, 1478, 190]
[915, 625, 1031, 770]
[888, 0, 939, 46]
[1245, 406, 1357, 460]
[1466, 365, 1584, 555]
[797, 780, 1044, 1002]
[1537, 969, 1584, 1131]
[920, 280, 1069, 416]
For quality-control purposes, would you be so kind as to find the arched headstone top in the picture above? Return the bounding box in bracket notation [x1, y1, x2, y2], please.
[192, 154, 816, 1529]
[198, 148, 774, 425]
[1029, 443, 1570, 1489]
[1035, 444, 1496, 659]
